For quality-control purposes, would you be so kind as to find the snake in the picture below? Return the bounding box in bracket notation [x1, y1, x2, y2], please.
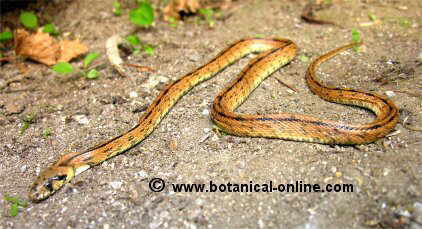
[28, 38, 399, 201]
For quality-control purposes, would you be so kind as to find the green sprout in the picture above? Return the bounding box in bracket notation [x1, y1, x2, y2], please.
[167, 17, 178, 28]
[126, 35, 141, 46]
[42, 128, 52, 138]
[52, 62, 74, 75]
[81, 52, 101, 79]
[0, 31, 13, 42]
[113, 1, 122, 16]
[351, 29, 361, 52]
[368, 13, 377, 22]
[298, 54, 310, 62]
[3, 194, 28, 217]
[399, 18, 411, 28]
[85, 69, 99, 79]
[19, 114, 35, 135]
[19, 11, 38, 29]
[83, 52, 100, 69]
[198, 8, 216, 27]
[42, 23, 59, 36]
[126, 34, 154, 55]
[129, 1, 154, 27]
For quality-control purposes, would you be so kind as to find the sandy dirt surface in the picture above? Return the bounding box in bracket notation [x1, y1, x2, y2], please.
[1, 0, 421, 228]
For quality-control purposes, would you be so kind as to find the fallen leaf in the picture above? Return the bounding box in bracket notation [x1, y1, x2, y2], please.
[163, 0, 201, 20]
[163, 0, 233, 21]
[58, 39, 88, 63]
[14, 29, 87, 66]
[14, 29, 59, 65]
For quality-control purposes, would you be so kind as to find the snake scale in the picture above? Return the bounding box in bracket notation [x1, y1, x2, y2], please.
[29, 38, 398, 201]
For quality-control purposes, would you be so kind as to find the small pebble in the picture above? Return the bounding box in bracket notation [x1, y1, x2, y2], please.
[142, 75, 169, 89]
[73, 114, 90, 125]
[136, 170, 149, 179]
[385, 91, 396, 98]
[20, 165, 27, 173]
[129, 91, 138, 98]
[202, 109, 209, 116]
[109, 181, 123, 189]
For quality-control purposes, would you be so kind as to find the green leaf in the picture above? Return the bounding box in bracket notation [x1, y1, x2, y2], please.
[198, 8, 215, 26]
[4, 194, 28, 207]
[368, 13, 377, 22]
[19, 11, 38, 29]
[43, 128, 51, 137]
[351, 29, 361, 43]
[298, 55, 310, 62]
[0, 31, 13, 42]
[167, 17, 178, 27]
[143, 44, 154, 56]
[86, 69, 99, 79]
[10, 203, 19, 217]
[399, 18, 411, 28]
[113, 1, 122, 16]
[126, 35, 141, 47]
[351, 29, 361, 52]
[83, 52, 100, 68]
[42, 23, 59, 35]
[52, 62, 74, 75]
[129, 1, 154, 27]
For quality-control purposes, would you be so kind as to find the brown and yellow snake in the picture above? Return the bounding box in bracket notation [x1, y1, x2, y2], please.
[29, 38, 398, 201]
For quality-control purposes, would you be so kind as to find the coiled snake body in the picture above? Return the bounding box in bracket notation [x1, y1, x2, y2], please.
[29, 38, 398, 201]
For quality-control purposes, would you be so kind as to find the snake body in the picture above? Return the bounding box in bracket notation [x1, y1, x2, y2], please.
[29, 38, 398, 201]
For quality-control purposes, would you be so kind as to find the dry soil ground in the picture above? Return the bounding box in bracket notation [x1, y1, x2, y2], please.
[0, 0, 421, 228]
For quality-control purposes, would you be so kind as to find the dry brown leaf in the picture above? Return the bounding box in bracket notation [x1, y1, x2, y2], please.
[58, 39, 88, 63]
[14, 29, 59, 65]
[14, 29, 88, 66]
[163, 0, 201, 20]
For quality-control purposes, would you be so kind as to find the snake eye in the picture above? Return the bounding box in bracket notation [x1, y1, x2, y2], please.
[44, 181, 54, 192]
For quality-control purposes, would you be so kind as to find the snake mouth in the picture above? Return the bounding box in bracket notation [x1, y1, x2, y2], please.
[28, 166, 74, 202]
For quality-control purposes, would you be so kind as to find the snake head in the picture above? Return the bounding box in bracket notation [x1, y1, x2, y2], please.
[28, 165, 75, 202]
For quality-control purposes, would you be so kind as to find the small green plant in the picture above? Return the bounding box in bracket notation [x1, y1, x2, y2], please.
[126, 34, 154, 56]
[167, 17, 178, 28]
[42, 23, 59, 36]
[52, 62, 74, 75]
[51, 53, 101, 79]
[368, 13, 377, 22]
[351, 29, 361, 52]
[142, 44, 154, 56]
[3, 194, 28, 217]
[129, 1, 154, 27]
[81, 52, 101, 79]
[19, 114, 36, 135]
[399, 18, 411, 28]
[85, 69, 99, 79]
[298, 54, 310, 62]
[113, 1, 122, 16]
[0, 31, 13, 42]
[126, 35, 141, 46]
[42, 128, 52, 138]
[198, 8, 216, 27]
[19, 11, 38, 29]
[83, 52, 100, 68]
